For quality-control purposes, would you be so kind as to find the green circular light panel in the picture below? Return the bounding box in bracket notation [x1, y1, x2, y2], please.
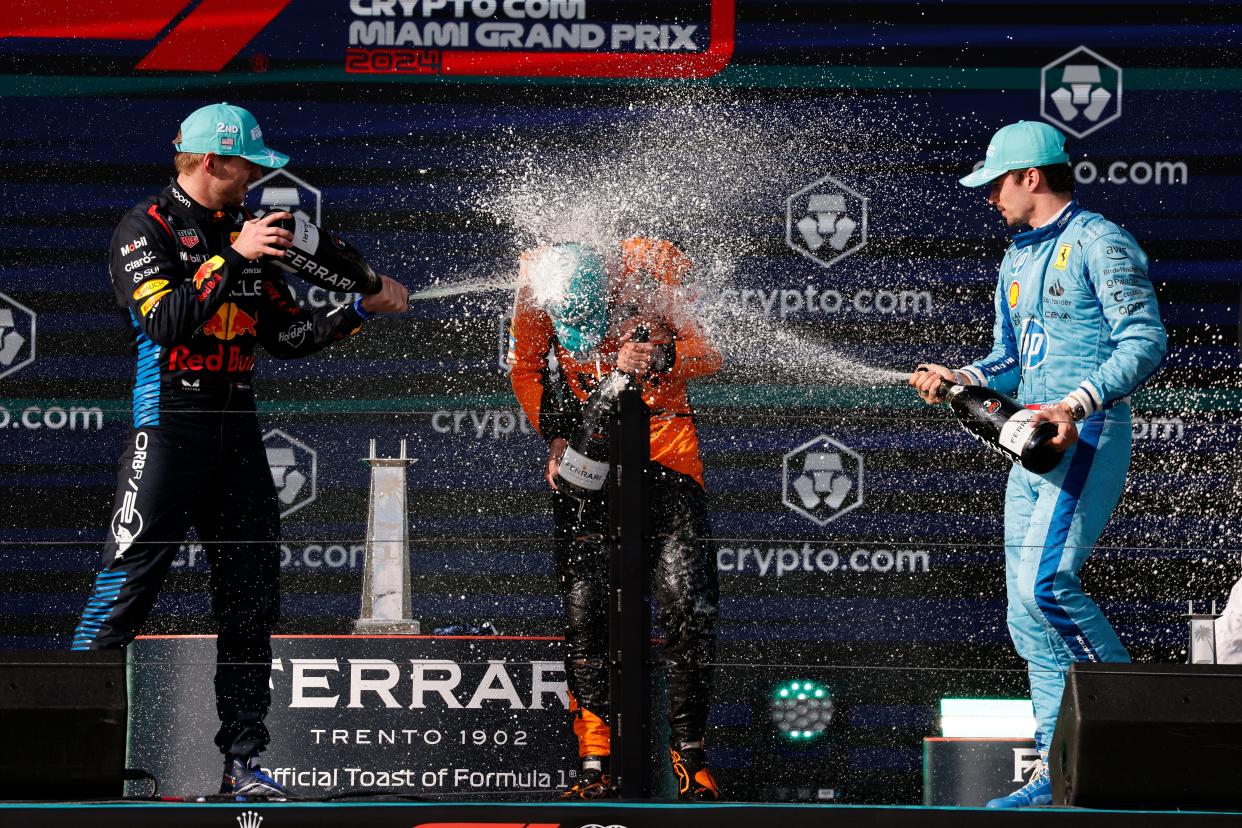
[770, 679, 834, 740]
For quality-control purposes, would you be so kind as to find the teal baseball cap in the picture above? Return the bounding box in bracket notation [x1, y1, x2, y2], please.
[545, 243, 609, 356]
[959, 120, 1069, 187]
[174, 102, 289, 169]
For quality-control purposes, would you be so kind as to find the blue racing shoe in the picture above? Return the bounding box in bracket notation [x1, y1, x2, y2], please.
[220, 755, 291, 799]
[986, 757, 1051, 808]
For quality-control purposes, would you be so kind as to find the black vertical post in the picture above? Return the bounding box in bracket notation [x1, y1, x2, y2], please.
[608, 385, 651, 798]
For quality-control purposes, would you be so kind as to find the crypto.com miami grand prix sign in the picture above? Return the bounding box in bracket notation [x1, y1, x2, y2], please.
[3, 0, 734, 78]
[345, 0, 734, 78]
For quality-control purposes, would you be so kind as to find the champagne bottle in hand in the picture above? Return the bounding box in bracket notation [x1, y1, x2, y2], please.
[269, 214, 382, 295]
[924, 371, 1065, 474]
[554, 325, 649, 499]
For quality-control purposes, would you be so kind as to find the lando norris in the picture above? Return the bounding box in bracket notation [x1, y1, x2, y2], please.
[71, 103, 406, 797]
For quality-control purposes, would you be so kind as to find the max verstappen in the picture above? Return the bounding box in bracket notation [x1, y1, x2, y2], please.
[70, 103, 407, 798]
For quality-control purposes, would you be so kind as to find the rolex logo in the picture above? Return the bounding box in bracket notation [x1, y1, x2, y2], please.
[237, 810, 263, 828]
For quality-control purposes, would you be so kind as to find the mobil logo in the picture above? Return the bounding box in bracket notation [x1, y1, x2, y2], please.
[1019, 318, 1048, 370]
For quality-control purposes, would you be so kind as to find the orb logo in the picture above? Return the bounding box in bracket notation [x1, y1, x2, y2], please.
[782, 436, 863, 526]
[110, 496, 144, 559]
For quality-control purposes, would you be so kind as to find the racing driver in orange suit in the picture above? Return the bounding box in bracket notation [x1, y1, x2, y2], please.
[509, 237, 723, 801]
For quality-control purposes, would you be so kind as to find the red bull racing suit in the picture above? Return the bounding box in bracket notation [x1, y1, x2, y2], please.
[72, 181, 367, 759]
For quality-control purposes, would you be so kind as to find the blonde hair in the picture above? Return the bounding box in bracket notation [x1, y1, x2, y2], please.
[171, 130, 205, 176]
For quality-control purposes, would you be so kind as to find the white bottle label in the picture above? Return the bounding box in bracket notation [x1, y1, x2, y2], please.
[998, 408, 1038, 459]
[559, 446, 609, 491]
[272, 214, 320, 274]
[291, 213, 320, 253]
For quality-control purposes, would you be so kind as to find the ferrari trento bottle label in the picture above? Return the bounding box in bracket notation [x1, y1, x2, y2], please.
[270, 216, 380, 294]
[552, 322, 649, 498]
[941, 381, 1064, 475]
[998, 409, 1039, 458]
[289, 214, 320, 254]
[558, 447, 608, 492]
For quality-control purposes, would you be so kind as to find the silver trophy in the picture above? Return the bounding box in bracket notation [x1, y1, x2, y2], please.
[355, 439, 419, 634]
[1186, 600, 1219, 665]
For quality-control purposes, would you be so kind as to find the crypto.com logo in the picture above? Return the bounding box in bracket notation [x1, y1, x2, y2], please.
[262, 429, 317, 518]
[782, 436, 863, 526]
[0, 292, 36, 380]
[1041, 46, 1122, 138]
[786, 175, 868, 269]
[249, 168, 322, 225]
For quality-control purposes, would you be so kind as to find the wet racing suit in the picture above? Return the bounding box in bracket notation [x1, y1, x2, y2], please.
[509, 238, 722, 759]
[71, 181, 368, 759]
[959, 202, 1166, 752]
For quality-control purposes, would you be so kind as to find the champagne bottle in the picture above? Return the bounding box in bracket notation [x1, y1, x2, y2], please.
[554, 325, 649, 499]
[930, 374, 1065, 475]
[270, 214, 383, 295]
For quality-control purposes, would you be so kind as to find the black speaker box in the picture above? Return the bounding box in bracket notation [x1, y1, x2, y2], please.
[0, 650, 127, 800]
[1051, 662, 1242, 809]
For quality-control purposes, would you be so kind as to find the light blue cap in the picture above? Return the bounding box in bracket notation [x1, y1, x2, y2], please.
[959, 121, 1069, 187]
[546, 243, 609, 356]
[175, 102, 289, 169]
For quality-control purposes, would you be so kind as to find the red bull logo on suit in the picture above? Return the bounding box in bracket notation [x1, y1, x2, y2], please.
[201, 303, 259, 340]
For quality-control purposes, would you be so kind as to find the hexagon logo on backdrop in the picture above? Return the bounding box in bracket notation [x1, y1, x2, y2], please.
[262, 428, 318, 518]
[782, 435, 864, 526]
[786, 174, 868, 269]
[0, 292, 36, 380]
[1041, 46, 1122, 139]
[249, 169, 322, 224]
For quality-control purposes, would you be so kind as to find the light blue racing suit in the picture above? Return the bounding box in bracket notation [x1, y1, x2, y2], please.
[959, 201, 1167, 752]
